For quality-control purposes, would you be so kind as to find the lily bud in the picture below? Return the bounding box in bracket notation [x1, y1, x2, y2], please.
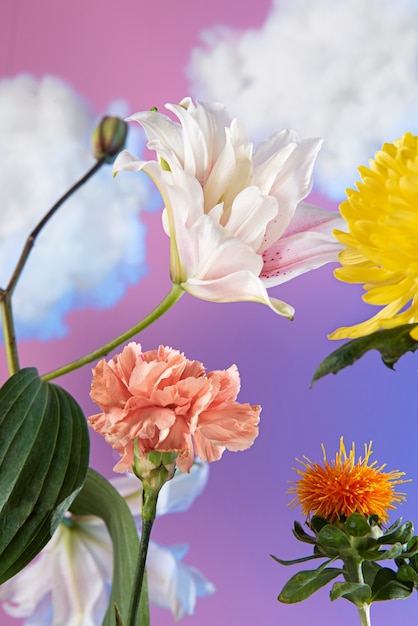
[92, 116, 128, 162]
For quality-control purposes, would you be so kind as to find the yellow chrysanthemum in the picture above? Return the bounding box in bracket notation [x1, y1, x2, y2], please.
[330, 132, 418, 341]
[288, 437, 408, 523]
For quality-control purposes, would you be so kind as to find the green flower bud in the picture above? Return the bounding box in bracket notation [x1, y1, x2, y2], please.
[92, 116, 128, 163]
[132, 441, 177, 494]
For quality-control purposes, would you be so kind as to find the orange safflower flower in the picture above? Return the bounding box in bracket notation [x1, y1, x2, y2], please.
[288, 437, 409, 523]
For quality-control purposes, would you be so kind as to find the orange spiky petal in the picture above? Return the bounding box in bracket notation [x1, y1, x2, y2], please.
[288, 437, 409, 523]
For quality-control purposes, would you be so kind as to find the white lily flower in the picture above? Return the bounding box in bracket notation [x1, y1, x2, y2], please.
[114, 97, 345, 318]
[0, 463, 214, 625]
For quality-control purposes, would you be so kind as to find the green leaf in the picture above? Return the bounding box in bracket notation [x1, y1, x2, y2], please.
[70, 468, 149, 626]
[278, 563, 343, 603]
[0, 367, 89, 583]
[345, 513, 371, 537]
[310, 516, 330, 533]
[330, 581, 372, 606]
[400, 536, 418, 559]
[292, 521, 316, 544]
[379, 520, 414, 545]
[318, 525, 351, 551]
[362, 560, 382, 587]
[311, 324, 418, 385]
[271, 553, 323, 566]
[366, 543, 403, 561]
[397, 564, 418, 585]
[371, 567, 413, 601]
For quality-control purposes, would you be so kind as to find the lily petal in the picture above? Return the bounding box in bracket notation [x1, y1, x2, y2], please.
[116, 98, 338, 318]
[261, 204, 345, 286]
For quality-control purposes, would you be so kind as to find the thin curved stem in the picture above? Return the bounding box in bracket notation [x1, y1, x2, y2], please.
[41, 284, 184, 381]
[1, 158, 106, 376]
[6, 158, 105, 295]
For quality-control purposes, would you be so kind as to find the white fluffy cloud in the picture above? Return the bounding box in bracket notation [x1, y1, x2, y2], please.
[188, 0, 418, 198]
[0, 75, 159, 340]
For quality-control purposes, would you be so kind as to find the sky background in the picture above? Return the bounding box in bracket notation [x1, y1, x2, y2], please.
[1, 1, 418, 625]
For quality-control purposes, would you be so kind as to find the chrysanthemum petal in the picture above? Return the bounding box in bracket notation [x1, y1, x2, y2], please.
[331, 132, 418, 339]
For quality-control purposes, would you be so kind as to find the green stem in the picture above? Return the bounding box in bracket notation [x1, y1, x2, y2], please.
[344, 558, 371, 626]
[41, 284, 184, 381]
[6, 158, 105, 296]
[126, 489, 158, 626]
[0, 293, 20, 375]
[0, 158, 106, 377]
[357, 604, 371, 626]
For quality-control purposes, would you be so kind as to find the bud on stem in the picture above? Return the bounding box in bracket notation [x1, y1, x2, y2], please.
[92, 116, 128, 163]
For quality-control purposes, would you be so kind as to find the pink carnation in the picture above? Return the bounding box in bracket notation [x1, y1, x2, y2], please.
[88, 343, 260, 472]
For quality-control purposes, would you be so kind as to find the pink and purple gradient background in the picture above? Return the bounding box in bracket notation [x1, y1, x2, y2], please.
[1, 1, 418, 625]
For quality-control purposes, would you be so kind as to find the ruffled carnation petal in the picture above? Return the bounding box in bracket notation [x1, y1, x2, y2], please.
[89, 343, 260, 473]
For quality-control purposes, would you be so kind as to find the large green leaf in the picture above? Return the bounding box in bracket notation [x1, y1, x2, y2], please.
[70, 468, 149, 626]
[278, 562, 343, 603]
[330, 581, 372, 606]
[0, 367, 89, 583]
[311, 324, 418, 385]
[371, 567, 413, 601]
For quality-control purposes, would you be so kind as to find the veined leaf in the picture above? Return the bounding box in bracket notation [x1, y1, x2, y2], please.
[330, 581, 372, 606]
[371, 567, 413, 601]
[0, 367, 89, 582]
[70, 468, 149, 626]
[311, 324, 418, 385]
[278, 564, 343, 604]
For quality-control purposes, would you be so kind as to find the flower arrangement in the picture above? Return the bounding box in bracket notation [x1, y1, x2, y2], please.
[0, 81, 417, 626]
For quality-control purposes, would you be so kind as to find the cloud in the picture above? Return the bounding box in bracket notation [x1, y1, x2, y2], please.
[188, 0, 418, 199]
[0, 75, 160, 340]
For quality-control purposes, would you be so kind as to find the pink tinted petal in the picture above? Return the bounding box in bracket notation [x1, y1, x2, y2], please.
[261, 231, 342, 286]
[165, 102, 210, 178]
[203, 120, 253, 212]
[186, 99, 232, 172]
[280, 202, 346, 238]
[253, 128, 299, 166]
[156, 416, 191, 453]
[190, 216, 263, 280]
[184, 271, 295, 318]
[113, 149, 146, 173]
[258, 138, 323, 251]
[261, 205, 345, 287]
[176, 435, 195, 473]
[196, 404, 260, 450]
[192, 430, 225, 463]
[225, 187, 278, 250]
[127, 109, 185, 167]
[90, 359, 130, 411]
[117, 99, 332, 317]
[206, 365, 241, 403]
[112, 342, 143, 385]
